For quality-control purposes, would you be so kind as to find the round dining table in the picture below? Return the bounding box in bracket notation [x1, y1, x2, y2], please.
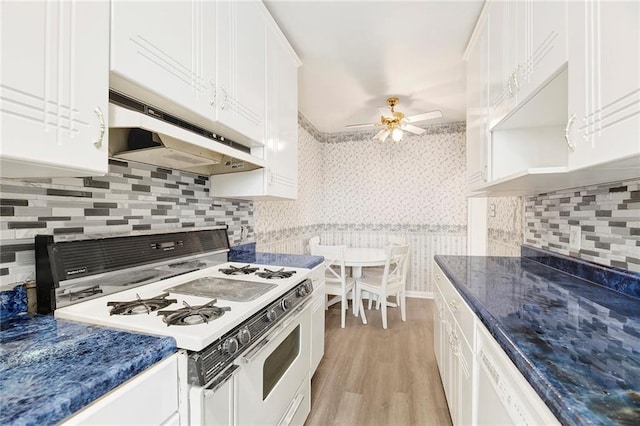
[343, 247, 387, 278]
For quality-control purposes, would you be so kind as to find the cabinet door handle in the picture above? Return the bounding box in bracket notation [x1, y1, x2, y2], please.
[209, 81, 216, 106]
[93, 107, 105, 149]
[507, 77, 514, 97]
[435, 273, 441, 280]
[565, 114, 576, 151]
[220, 88, 228, 110]
[513, 68, 520, 92]
[267, 169, 274, 185]
[449, 299, 460, 311]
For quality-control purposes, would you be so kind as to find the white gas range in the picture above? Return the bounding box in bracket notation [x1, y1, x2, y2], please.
[54, 261, 312, 352]
[36, 228, 314, 426]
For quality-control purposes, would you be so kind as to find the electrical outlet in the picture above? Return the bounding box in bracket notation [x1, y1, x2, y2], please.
[490, 204, 496, 217]
[569, 225, 581, 251]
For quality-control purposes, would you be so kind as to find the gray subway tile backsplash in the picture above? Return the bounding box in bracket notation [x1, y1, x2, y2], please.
[0, 159, 254, 288]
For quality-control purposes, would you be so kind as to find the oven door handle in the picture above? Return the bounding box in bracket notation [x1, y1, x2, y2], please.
[204, 364, 239, 396]
[241, 300, 311, 364]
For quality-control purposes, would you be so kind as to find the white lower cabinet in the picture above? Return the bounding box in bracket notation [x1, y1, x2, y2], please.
[62, 354, 179, 425]
[433, 260, 560, 425]
[310, 264, 326, 376]
[0, 0, 109, 178]
[433, 264, 474, 426]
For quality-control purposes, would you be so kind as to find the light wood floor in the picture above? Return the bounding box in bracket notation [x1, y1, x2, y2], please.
[305, 298, 452, 426]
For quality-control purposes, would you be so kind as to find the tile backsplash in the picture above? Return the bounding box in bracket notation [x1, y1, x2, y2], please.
[524, 178, 640, 272]
[0, 159, 254, 288]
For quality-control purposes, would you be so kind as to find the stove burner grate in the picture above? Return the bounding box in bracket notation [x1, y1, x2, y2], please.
[157, 299, 231, 326]
[218, 264, 259, 275]
[255, 268, 297, 280]
[108, 293, 177, 315]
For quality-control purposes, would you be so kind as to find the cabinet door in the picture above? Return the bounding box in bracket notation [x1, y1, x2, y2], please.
[433, 288, 444, 374]
[216, 0, 266, 145]
[516, 0, 567, 103]
[0, 0, 108, 177]
[487, 1, 518, 128]
[265, 26, 299, 199]
[466, 21, 490, 188]
[567, 0, 640, 169]
[110, 1, 216, 123]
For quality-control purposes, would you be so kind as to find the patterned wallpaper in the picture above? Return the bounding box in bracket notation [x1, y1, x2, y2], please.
[487, 196, 524, 256]
[0, 160, 254, 289]
[524, 178, 640, 272]
[255, 115, 469, 294]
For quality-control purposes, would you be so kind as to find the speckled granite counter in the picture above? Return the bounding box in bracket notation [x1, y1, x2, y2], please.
[229, 243, 323, 269]
[0, 314, 176, 425]
[434, 254, 640, 426]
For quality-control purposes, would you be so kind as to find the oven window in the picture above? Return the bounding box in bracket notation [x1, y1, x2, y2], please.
[263, 325, 300, 399]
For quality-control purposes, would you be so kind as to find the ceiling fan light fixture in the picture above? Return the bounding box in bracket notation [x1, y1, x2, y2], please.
[391, 128, 403, 142]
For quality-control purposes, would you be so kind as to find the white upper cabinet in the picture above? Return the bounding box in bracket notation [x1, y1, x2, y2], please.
[465, 12, 490, 190]
[110, 0, 265, 148]
[567, 0, 640, 170]
[110, 0, 216, 126]
[488, 0, 567, 129]
[0, 0, 109, 178]
[515, 1, 567, 105]
[210, 9, 300, 200]
[467, 0, 639, 196]
[215, 0, 266, 145]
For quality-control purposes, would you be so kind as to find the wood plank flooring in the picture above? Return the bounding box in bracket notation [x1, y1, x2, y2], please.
[305, 298, 452, 426]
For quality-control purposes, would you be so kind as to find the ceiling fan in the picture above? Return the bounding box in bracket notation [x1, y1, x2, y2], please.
[346, 97, 442, 142]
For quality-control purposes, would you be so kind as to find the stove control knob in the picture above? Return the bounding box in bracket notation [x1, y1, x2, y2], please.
[266, 308, 278, 322]
[237, 327, 251, 345]
[223, 337, 239, 355]
[281, 298, 292, 311]
[297, 285, 309, 297]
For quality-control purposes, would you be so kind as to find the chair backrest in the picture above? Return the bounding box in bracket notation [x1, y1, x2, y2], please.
[310, 244, 348, 286]
[388, 236, 407, 246]
[380, 243, 410, 290]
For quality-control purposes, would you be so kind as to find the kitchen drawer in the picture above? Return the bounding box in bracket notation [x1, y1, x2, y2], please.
[433, 262, 475, 348]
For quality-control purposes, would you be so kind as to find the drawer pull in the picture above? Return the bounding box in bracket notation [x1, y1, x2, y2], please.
[449, 299, 460, 311]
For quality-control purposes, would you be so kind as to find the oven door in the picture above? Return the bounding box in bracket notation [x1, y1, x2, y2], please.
[236, 301, 311, 426]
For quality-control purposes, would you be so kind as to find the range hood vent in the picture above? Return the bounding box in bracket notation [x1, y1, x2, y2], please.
[108, 91, 265, 175]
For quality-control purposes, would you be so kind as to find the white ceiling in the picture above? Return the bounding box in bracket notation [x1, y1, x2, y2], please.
[264, 0, 484, 133]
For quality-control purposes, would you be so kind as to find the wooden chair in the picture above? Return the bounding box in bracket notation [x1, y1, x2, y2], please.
[355, 243, 410, 329]
[310, 244, 355, 328]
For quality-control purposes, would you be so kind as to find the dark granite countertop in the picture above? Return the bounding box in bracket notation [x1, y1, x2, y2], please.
[229, 243, 324, 269]
[0, 314, 176, 425]
[434, 255, 640, 426]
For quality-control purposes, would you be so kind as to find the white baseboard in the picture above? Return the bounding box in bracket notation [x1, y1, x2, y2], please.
[405, 291, 433, 299]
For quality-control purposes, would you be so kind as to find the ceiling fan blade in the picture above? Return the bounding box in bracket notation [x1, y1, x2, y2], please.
[345, 123, 376, 129]
[400, 123, 426, 135]
[377, 106, 393, 118]
[373, 129, 390, 141]
[404, 110, 443, 123]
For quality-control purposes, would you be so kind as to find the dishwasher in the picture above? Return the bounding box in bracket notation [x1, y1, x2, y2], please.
[476, 323, 559, 425]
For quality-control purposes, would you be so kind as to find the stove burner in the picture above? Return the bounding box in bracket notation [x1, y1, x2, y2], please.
[255, 268, 297, 280]
[218, 264, 259, 275]
[108, 293, 177, 315]
[157, 299, 231, 326]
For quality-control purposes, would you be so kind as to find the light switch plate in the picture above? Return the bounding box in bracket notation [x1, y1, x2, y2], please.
[569, 225, 581, 251]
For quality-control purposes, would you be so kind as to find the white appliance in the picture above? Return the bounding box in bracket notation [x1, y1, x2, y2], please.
[37, 228, 313, 426]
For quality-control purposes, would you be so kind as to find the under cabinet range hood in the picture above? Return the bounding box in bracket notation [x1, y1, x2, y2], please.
[108, 92, 265, 175]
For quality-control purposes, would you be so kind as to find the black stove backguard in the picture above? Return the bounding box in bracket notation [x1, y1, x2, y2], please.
[35, 228, 230, 315]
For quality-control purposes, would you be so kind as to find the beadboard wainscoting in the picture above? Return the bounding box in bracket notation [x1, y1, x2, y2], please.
[256, 225, 467, 296]
[0, 159, 255, 289]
